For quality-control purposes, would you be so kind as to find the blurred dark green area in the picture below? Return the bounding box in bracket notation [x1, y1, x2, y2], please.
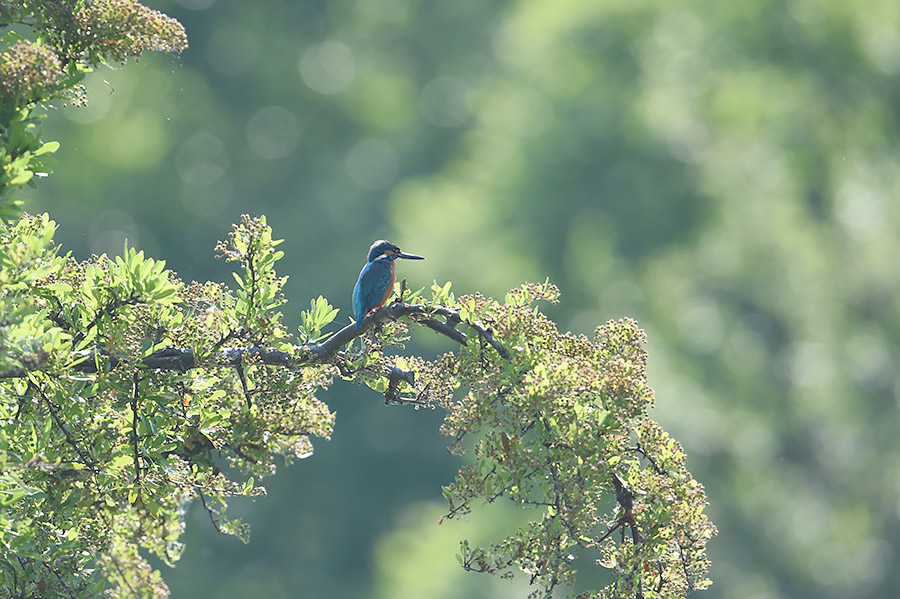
[22, 0, 900, 597]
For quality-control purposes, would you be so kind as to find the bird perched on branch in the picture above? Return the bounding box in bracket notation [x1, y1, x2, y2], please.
[352, 240, 425, 328]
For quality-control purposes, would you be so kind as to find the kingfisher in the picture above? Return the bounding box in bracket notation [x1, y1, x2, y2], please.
[352, 240, 425, 328]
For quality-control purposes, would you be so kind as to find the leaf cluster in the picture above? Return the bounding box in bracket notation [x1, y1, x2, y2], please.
[0, 0, 187, 213]
[429, 284, 717, 598]
[0, 214, 334, 598]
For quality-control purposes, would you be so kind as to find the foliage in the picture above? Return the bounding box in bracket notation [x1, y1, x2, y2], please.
[0, 211, 715, 599]
[440, 288, 715, 598]
[14, 0, 900, 597]
[0, 2, 716, 599]
[0, 0, 187, 215]
[0, 213, 336, 597]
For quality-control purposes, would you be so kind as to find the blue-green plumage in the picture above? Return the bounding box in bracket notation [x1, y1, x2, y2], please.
[352, 240, 424, 328]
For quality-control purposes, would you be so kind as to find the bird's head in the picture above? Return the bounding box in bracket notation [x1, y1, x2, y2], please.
[366, 240, 425, 263]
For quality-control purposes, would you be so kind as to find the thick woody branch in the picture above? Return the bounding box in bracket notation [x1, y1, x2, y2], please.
[305, 300, 508, 362]
[2, 300, 508, 379]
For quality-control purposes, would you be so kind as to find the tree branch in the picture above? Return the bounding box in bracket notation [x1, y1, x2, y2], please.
[384, 365, 425, 406]
[234, 362, 252, 408]
[305, 299, 509, 362]
[131, 373, 142, 488]
[35, 383, 97, 471]
[196, 487, 224, 535]
[1, 300, 509, 380]
[76, 291, 143, 343]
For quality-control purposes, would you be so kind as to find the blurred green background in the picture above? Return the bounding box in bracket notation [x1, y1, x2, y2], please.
[23, 0, 900, 597]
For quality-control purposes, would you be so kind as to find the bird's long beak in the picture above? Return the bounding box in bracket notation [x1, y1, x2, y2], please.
[397, 251, 425, 260]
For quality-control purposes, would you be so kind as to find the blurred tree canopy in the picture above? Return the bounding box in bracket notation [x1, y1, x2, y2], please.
[8, 0, 900, 598]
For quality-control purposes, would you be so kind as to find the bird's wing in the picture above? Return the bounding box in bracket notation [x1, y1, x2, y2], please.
[353, 261, 392, 323]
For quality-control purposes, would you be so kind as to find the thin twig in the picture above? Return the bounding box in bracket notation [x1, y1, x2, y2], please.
[35, 382, 97, 471]
[196, 487, 224, 534]
[78, 292, 142, 342]
[630, 443, 667, 476]
[235, 362, 252, 409]
[131, 373, 142, 488]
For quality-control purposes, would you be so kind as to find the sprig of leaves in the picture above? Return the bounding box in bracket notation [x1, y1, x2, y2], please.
[299, 295, 339, 343]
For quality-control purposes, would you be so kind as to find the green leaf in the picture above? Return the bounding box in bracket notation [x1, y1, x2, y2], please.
[8, 169, 33, 185]
[109, 454, 133, 470]
[0, 488, 26, 506]
[33, 141, 60, 157]
[42, 282, 73, 294]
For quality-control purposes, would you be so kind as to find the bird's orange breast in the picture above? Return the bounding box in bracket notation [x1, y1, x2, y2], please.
[374, 260, 396, 311]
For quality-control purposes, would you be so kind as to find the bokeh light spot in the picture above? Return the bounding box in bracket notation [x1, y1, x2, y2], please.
[62, 76, 115, 124]
[863, 24, 900, 75]
[786, 342, 834, 390]
[678, 300, 725, 354]
[345, 139, 399, 190]
[180, 177, 233, 218]
[175, 132, 228, 185]
[299, 41, 357, 95]
[420, 76, 470, 128]
[87, 210, 158, 258]
[836, 174, 888, 235]
[245, 106, 302, 160]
